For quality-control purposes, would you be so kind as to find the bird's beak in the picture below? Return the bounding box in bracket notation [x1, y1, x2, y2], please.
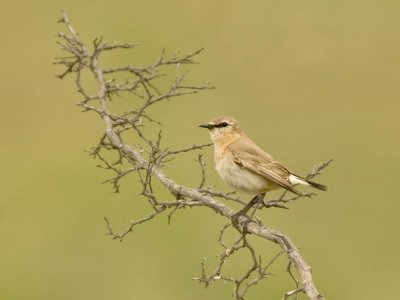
[199, 123, 213, 129]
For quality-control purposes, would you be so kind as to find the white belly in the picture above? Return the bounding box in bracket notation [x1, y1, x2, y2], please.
[215, 154, 278, 194]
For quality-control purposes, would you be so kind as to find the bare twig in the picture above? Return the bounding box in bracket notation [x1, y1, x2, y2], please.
[196, 154, 206, 189]
[307, 159, 333, 180]
[56, 12, 329, 300]
[265, 159, 333, 209]
[104, 207, 166, 241]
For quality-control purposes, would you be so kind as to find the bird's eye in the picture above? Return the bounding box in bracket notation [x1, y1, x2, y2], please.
[212, 121, 229, 129]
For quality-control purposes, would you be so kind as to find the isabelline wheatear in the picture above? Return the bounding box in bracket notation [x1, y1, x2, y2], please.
[199, 116, 327, 215]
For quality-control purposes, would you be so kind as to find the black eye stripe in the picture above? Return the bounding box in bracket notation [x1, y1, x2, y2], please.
[213, 122, 229, 128]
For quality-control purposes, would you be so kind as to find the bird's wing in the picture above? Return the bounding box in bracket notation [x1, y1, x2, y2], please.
[231, 150, 301, 195]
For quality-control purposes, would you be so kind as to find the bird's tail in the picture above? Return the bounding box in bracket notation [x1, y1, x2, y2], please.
[306, 180, 327, 191]
[289, 174, 327, 191]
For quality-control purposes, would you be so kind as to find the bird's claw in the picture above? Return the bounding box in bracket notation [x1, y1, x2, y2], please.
[231, 212, 252, 232]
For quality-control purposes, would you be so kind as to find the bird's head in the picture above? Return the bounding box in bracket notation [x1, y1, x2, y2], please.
[199, 116, 243, 144]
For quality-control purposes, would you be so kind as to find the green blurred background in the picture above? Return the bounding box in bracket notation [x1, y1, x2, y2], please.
[1, 1, 399, 299]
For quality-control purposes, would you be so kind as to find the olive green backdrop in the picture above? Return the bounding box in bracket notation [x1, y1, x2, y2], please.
[1, 1, 399, 299]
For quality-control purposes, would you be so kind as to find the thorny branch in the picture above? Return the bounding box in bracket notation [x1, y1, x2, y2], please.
[55, 11, 330, 300]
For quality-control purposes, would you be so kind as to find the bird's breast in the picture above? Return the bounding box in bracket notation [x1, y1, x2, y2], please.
[215, 151, 277, 194]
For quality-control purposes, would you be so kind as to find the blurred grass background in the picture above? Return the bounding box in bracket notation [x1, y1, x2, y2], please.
[1, 1, 400, 299]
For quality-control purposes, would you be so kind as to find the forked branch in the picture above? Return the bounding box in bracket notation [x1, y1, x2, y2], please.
[55, 11, 328, 300]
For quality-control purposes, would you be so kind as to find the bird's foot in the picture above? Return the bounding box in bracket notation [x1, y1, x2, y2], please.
[232, 211, 251, 226]
[231, 193, 266, 232]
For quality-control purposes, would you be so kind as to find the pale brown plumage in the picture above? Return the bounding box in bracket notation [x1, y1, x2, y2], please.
[199, 116, 327, 196]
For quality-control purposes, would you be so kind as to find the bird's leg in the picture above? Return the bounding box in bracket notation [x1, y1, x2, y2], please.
[232, 193, 266, 228]
[242, 193, 266, 215]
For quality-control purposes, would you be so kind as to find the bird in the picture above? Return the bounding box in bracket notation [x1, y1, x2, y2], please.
[199, 116, 327, 215]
